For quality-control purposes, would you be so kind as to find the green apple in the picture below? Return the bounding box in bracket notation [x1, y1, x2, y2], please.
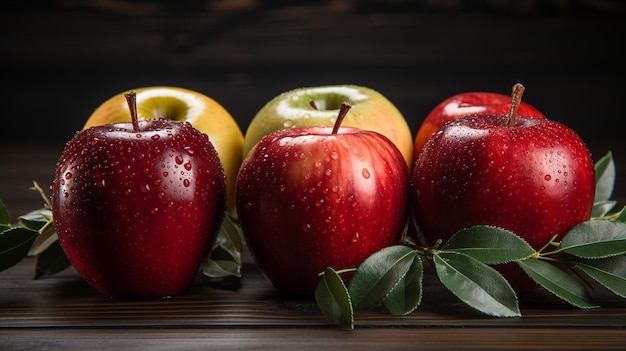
[83, 86, 243, 219]
[243, 85, 414, 167]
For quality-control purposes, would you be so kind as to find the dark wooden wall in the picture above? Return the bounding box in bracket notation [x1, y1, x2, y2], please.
[2, 0, 625, 156]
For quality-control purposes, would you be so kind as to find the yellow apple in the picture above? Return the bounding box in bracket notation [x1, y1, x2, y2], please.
[83, 86, 243, 219]
[243, 85, 414, 167]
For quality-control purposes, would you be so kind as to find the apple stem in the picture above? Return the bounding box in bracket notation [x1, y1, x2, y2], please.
[505, 83, 525, 127]
[331, 103, 352, 135]
[124, 91, 140, 132]
[309, 100, 319, 110]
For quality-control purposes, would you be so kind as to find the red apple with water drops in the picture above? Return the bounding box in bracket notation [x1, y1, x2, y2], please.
[236, 103, 410, 297]
[411, 83, 595, 292]
[414, 89, 545, 157]
[51, 92, 226, 298]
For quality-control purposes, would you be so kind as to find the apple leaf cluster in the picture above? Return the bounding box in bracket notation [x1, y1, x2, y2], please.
[0, 181, 244, 282]
[315, 152, 626, 329]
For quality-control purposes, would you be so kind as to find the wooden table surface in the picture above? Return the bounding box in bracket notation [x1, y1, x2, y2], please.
[1, 142, 626, 351]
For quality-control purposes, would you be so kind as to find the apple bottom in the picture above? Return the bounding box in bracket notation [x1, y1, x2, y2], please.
[248, 231, 400, 298]
[59, 223, 217, 299]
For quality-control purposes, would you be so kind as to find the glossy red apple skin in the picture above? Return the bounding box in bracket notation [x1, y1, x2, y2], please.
[236, 126, 410, 297]
[414, 92, 546, 157]
[411, 114, 595, 291]
[51, 119, 226, 298]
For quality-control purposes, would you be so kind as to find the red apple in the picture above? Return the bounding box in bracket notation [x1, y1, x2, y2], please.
[236, 104, 410, 297]
[51, 92, 226, 298]
[414, 89, 545, 157]
[411, 84, 595, 292]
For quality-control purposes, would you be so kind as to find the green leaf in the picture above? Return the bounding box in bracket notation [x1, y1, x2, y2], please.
[34, 240, 71, 279]
[517, 259, 596, 308]
[441, 225, 535, 264]
[610, 206, 626, 223]
[18, 208, 53, 232]
[216, 216, 243, 265]
[434, 251, 520, 317]
[0, 198, 10, 231]
[574, 255, 626, 297]
[0, 227, 39, 272]
[382, 254, 423, 316]
[28, 221, 59, 256]
[594, 151, 615, 204]
[592, 201, 617, 218]
[348, 245, 417, 311]
[201, 216, 244, 279]
[201, 258, 242, 278]
[559, 220, 626, 258]
[315, 267, 354, 329]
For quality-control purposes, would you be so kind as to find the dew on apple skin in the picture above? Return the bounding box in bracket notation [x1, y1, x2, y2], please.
[183, 179, 191, 187]
[184, 161, 192, 171]
[545, 174, 552, 181]
[140, 183, 151, 193]
[65, 172, 73, 180]
[350, 232, 360, 244]
[175, 155, 184, 165]
[362, 168, 370, 179]
[283, 120, 294, 128]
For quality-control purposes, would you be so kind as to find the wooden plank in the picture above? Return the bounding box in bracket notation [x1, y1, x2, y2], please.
[1, 327, 625, 351]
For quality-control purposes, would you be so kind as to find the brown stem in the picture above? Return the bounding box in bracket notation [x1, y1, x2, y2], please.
[505, 83, 525, 127]
[124, 91, 140, 132]
[332, 103, 352, 135]
[309, 100, 319, 110]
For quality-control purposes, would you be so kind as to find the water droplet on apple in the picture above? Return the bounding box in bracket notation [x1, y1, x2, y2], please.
[141, 184, 151, 193]
[136, 133, 142, 138]
[124, 188, 132, 195]
[351, 232, 360, 243]
[545, 174, 552, 181]
[362, 168, 370, 179]
[95, 178, 106, 188]
[175, 155, 184, 164]
[184, 146, 194, 156]
[163, 171, 169, 177]
[330, 151, 338, 160]
[303, 223, 311, 232]
[315, 161, 322, 168]
[150, 207, 159, 214]
[158, 191, 165, 199]
[315, 199, 325, 207]
[151, 134, 160, 140]
[184, 161, 192, 171]
[183, 179, 190, 187]
[65, 172, 72, 180]
[283, 120, 294, 128]
[91, 138, 99, 145]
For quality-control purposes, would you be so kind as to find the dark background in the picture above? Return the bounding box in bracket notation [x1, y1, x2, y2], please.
[2, 0, 625, 155]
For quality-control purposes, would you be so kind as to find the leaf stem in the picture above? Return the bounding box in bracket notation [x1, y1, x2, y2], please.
[29, 181, 52, 210]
